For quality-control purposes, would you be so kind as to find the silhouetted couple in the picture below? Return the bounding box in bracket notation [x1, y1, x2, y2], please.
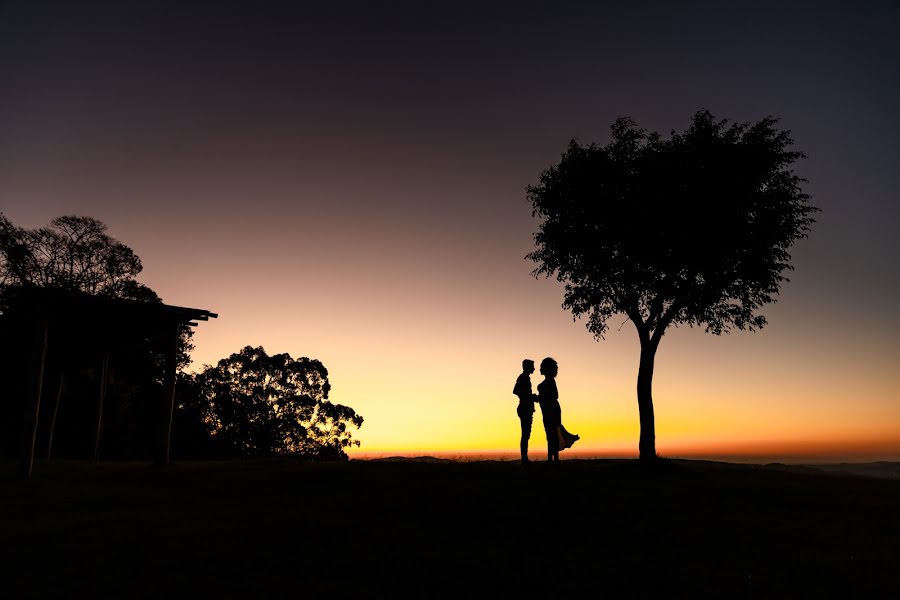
[513, 357, 579, 466]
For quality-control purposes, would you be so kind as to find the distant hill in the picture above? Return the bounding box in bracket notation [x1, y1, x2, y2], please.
[365, 455, 456, 463]
[802, 461, 900, 480]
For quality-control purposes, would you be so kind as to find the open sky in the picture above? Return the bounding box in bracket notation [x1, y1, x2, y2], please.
[2, 0, 898, 461]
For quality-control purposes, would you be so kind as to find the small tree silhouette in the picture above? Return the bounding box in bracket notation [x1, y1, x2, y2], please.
[186, 346, 364, 459]
[527, 110, 818, 460]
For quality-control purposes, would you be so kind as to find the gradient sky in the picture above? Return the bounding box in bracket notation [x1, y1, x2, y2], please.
[2, 1, 898, 461]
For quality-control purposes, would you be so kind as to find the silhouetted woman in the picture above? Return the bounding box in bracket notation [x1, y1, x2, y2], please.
[536, 357, 579, 464]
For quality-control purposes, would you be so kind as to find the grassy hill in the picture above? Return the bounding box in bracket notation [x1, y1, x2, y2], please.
[2, 458, 898, 598]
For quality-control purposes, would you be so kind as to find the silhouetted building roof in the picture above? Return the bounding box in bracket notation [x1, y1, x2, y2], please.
[1, 285, 217, 350]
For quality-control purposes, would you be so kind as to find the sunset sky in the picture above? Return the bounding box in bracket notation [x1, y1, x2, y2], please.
[2, 1, 898, 461]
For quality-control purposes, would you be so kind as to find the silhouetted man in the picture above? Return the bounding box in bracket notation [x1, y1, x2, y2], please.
[513, 359, 538, 465]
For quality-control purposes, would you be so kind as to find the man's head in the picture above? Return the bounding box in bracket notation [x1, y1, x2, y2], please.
[522, 359, 535, 374]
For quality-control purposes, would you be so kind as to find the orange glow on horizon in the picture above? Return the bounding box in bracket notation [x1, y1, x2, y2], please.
[348, 438, 900, 463]
[175, 290, 899, 464]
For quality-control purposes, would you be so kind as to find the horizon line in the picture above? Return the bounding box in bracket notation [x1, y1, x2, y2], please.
[347, 447, 900, 464]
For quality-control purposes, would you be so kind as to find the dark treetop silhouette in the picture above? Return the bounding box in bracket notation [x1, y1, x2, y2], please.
[179, 346, 363, 460]
[527, 110, 818, 460]
[0, 214, 144, 295]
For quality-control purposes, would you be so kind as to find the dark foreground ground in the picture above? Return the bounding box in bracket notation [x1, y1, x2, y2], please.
[2, 458, 898, 599]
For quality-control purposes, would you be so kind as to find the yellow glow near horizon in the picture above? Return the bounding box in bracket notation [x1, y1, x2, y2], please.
[267, 304, 900, 461]
[330, 311, 899, 461]
[8, 193, 900, 463]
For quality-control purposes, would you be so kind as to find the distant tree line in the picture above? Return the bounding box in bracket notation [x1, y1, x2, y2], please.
[0, 214, 363, 461]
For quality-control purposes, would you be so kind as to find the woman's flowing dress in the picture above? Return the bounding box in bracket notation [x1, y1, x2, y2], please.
[558, 423, 579, 450]
[537, 379, 579, 451]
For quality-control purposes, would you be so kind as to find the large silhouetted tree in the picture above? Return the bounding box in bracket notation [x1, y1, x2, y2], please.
[186, 346, 363, 459]
[527, 110, 818, 460]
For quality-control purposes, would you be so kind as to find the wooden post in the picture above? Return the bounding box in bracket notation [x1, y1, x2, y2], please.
[20, 317, 49, 480]
[92, 354, 109, 463]
[156, 322, 179, 466]
[45, 369, 65, 460]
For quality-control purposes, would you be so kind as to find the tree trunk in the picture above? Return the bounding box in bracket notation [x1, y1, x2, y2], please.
[156, 323, 179, 466]
[93, 354, 109, 463]
[45, 370, 64, 460]
[20, 317, 48, 479]
[637, 343, 657, 461]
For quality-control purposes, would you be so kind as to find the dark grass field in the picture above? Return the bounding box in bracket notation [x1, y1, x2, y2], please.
[2, 458, 898, 599]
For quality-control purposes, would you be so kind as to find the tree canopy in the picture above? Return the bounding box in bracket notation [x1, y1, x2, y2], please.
[527, 110, 817, 459]
[1, 214, 155, 300]
[182, 346, 364, 459]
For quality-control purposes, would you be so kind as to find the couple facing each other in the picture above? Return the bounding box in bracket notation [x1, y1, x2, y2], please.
[513, 357, 579, 466]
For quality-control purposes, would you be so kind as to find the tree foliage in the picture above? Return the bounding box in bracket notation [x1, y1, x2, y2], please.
[1, 214, 150, 298]
[184, 346, 363, 459]
[528, 110, 817, 341]
[527, 110, 817, 458]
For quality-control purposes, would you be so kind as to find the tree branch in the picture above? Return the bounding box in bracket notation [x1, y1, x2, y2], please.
[626, 303, 649, 346]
